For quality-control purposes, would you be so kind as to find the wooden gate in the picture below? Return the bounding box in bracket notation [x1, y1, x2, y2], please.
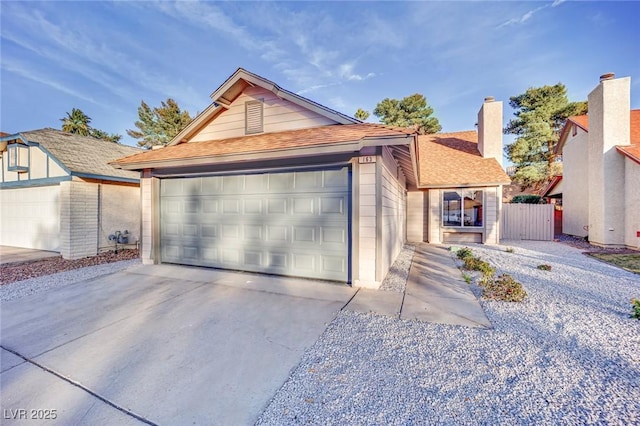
[501, 204, 555, 241]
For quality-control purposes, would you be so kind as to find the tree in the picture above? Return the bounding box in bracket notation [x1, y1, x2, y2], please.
[127, 98, 193, 148]
[60, 108, 122, 143]
[60, 108, 92, 136]
[354, 108, 370, 121]
[373, 93, 441, 134]
[504, 83, 587, 190]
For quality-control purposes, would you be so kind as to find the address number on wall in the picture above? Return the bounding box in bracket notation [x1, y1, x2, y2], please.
[358, 156, 376, 164]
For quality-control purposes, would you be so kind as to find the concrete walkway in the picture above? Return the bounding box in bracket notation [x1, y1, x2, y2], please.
[346, 244, 491, 328]
[0, 246, 59, 265]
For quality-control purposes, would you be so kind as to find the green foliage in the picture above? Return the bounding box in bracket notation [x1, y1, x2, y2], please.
[505, 247, 515, 253]
[463, 273, 472, 284]
[354, 108, 370, 121]
[373, 93, 442, 134]
[456, 247, 474, 260]
[127, 98, 193, 149]
[482, 274, 527, 302]
[511, 195, 545, 204]
[504, 83, 587, 190]
[462, 256, 496, 282]
[632, 299, 640, 320]
[537, 264, 552, 271]
[60, 108, 122, 143]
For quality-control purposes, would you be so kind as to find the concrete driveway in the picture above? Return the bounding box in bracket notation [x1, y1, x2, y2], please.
[1, 264, 356, 425]
[0, 246, 59, 265]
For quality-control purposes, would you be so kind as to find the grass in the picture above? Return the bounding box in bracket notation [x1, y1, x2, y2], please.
[589, 253, 640, 274]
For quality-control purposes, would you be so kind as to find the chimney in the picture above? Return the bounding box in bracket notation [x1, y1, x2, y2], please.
[477, 97, 503, 168]
[587, 72, 630, 247]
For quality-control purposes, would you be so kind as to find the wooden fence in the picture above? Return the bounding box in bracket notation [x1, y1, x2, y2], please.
[501, 204, 555, 241]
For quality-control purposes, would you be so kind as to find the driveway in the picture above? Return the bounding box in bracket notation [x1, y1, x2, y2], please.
[0, 246, 59, 265]
[0, 264, 356, 425]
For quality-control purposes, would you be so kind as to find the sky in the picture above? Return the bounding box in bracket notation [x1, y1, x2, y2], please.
[1, 0, 639, 148]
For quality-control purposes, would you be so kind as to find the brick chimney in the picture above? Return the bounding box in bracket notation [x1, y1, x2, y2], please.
[477, 96, 503, 168]
[587, 73, 630, 247]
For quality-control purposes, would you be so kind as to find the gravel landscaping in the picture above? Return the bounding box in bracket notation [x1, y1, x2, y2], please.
[257, 240, 640, 425]
[379, 244, 415, 293]
[0, 258, 140, 302]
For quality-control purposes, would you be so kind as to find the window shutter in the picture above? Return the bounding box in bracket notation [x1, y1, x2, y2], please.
[245, 100, 264, 134]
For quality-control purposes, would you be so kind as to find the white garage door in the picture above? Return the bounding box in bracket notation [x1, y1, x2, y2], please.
[0, 186, 60, 251]
[160, 167, 350, 282]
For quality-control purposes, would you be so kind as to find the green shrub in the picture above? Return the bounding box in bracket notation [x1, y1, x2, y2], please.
[456, 247, 474, 260]
[632, 299, 640, 320]
[463, 257, 495, 276]
[511, 195, 544, 204]
[482, 274, 527, 302]
[462, 273, 472, 284]
[537, 264, 552, 271]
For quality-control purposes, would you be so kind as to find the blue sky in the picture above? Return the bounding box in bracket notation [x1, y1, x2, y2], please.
[1, 1, 639, 147]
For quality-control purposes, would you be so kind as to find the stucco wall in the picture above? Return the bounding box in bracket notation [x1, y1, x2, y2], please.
[0, 185, 60, 251]
[98, 184, 141, 251]
[624, 157, 640, 249]
[406, 191, 425, 242]
[562, 128, 589, 237]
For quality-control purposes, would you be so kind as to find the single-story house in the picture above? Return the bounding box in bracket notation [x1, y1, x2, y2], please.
[556, 73, 639, 249]
[0, 128, 142, 259]
[112, 68, 510, 288]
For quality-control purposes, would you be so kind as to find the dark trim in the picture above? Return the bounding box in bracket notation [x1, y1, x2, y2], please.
[34, 143, 72, 175]
[0, 176, 71, 189]
[73, 172, 139, 184]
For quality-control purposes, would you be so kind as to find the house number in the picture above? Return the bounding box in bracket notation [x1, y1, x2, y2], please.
[358, 156, 376, 164]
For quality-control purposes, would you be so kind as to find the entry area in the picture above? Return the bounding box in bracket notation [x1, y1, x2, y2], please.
[160, 166, 351, 282]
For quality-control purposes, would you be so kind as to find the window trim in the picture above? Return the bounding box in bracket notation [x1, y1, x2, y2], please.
[441, 189, 484, 228]
[7, 144, 29, 173]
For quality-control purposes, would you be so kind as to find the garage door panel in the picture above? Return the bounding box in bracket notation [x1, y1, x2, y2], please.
[160, 167, 350, 282]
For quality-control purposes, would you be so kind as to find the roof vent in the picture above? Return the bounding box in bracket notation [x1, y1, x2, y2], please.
[245, 100, 264, 134]
[484, 96, 495, 102]
[599, 72, 615, 82]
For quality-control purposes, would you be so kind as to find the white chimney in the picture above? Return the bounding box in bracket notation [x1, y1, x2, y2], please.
[587, 73, 630, 247]
[477, 97, 503, 168]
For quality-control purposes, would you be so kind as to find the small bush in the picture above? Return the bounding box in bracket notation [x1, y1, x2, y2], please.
[505, 247, 515, 253]
[632, 299, 640, 320]
[462, 273, 472, 284]
[456, 247, 474, 260]
[482, 274, 527, 302]
[537, 264, 552, 271]
[463, 257, 495, 276]
[511, 195, 544, 204]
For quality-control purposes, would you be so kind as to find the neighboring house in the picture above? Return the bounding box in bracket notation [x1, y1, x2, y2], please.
[540, 175, 563, 204]
[0, 128, 142, 258]
[112, 68, 509, 288]
[556, 73, 640, 249]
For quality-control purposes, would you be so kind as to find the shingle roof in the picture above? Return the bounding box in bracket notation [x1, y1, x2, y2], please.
[113, 124, 415, 167]
[19, 128, 142, 181]
[417, 131, 510, 187]
[568, 115, 589, 131]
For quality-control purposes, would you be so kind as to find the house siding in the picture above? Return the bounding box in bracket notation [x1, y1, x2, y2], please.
[355, 162, 377, 287]
[189, 86, 337, 142]
[406, 191, 425, 242]
[60, 181, 99, 259]
[624, 157, 640, 249]
[140, 177, 155, 264]
[380, 147, 406, 278]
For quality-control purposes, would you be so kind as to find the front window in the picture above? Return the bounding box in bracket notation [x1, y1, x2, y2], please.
[443, 190, 483, 227]
[7, 144, 29, 172]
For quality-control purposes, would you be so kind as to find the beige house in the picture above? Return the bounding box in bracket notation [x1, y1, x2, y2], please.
[556, 73, 640, 249]
[0, 129, 142, 258]
[112, 68, 509, 288]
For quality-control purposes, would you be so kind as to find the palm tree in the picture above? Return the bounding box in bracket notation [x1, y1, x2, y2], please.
[60, 108, 92, 136]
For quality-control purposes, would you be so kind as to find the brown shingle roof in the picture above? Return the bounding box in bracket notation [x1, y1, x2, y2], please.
[19, 128, 142, 181]
[113, 124, 414, 167]
[417, 131, 510, 187]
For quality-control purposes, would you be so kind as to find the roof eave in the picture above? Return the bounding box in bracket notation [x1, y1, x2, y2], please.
[616, 145, 640, 165]
[417, 180, 511, 189]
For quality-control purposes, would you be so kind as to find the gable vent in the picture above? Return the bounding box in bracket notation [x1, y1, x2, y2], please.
[245, 100, 264, 134]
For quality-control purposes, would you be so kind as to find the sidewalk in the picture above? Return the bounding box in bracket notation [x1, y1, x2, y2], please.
[345, 244, 491, 328]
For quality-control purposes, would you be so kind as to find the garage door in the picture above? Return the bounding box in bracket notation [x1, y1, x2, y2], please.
[0, 186, 60, 251]
[160, 167, 350, 282]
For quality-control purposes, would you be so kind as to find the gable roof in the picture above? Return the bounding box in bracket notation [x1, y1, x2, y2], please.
[8, 128, 142, 181]
[417, 131, 510, 187]
[113, 123, 415, 168]
[556, 109, 640, 155]
[169, 68, 359, 146]
[540, 175, 563, 198]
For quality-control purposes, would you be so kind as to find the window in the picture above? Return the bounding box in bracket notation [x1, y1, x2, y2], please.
[7, 144, 29, 172]
[245, 100, 264, 134]
[442, 190, 483, 227]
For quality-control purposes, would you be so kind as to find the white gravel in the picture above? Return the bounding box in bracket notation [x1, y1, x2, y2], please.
[379, 244, 415, 293]
[0, 259, 140, 302]
[257, 241, 640, 425]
